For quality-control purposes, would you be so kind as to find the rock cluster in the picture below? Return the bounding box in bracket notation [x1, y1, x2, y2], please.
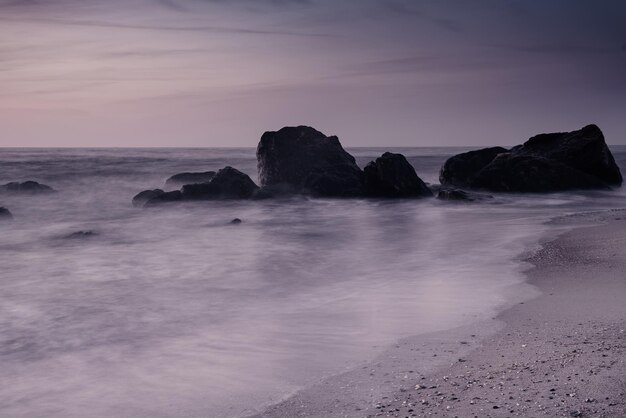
[132, 124, 622, 207]
[440, 125, 621, 192]
[134, 126, 432, 206]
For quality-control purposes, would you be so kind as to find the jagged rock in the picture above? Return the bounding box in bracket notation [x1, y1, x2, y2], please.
[437, 188, 493, 202]
[1, 181, 55, 194]
[364, 152, 432, 198]
[181, 166, 259, 200]
[257, 126, 365, 197]
[132, 189, 164, 207]
[440, 125, 622, 192]
[165, 171, 216, 188]
[0, 207, 13, 220]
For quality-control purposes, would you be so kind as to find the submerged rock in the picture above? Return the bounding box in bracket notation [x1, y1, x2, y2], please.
[440, 125, 622, 192]
[437, 188, 493, 202]
[181, 166, 259, 200]
[165, 171, 216, 188]
[257, 126, 365, 197]
[144, 190, 182, 206]
[363, 152, 432, 198]
[0, 207, 13, 220]
[230, 218, 242, 224]
[65, 230, 97, 239]
[1, 181, 55, 194]
[132, 189, 164, 207]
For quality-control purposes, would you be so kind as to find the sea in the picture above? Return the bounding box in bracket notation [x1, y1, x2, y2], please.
[1, 146, 626, 417]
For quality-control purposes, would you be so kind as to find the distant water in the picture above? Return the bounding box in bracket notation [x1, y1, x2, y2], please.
[1, 147, 626, 418]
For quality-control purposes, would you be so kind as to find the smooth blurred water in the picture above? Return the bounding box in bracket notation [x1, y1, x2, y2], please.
[1, 147, 626, 418]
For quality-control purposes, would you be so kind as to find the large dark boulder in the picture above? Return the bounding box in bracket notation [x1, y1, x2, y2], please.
[1, 181, 55, 194]
[165, 171, 215, 188]
[181, 166, 259, 200]
[0, 207, 12, 220]
[256, 126, 365, 197]
[440, 125, 622, 192]
[132, 189, 164, 207]
[364, 152, 432, 198]
[513, 124, 622, 185]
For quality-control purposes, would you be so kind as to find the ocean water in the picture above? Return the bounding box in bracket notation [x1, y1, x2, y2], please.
[1, 146, 626, 418]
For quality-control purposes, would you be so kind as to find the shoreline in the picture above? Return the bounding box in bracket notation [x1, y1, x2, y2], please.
[250, 209, 626, 417]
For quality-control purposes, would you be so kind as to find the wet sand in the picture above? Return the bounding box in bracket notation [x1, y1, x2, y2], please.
[251, 210, 626, 417]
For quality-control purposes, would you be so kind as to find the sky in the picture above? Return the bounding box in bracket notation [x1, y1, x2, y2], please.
[1, 0, 625, 147]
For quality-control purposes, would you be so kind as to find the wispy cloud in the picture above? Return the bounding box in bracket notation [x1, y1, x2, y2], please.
[335, 54, 524, 79]
[489, 43, 618, 55]
[379, 0, 464, 34]
[0, 15, 332, 37]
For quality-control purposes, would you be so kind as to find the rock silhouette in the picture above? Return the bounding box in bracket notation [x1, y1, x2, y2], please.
[143, 166, 258, 205]
[440, 125, 622, 192]
[257, 126, 365, 197]
[181, 166, 259, 200]
[364, 152, 432, 198]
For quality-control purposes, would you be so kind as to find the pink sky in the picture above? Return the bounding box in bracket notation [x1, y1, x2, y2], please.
[1, 0, 625, 147]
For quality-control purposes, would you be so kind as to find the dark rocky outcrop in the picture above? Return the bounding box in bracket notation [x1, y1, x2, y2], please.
[165, 171, 216, 188]
[440, 125, 622, 192]
[437, 188, 493, 202]
[181, 166, 259, 200]
[1, 181, 55, 194]
[0, 207, 12, 220]
[257, 126, 365, 197]
[364, 152, 432, 198]
[132, 189, 164, 207]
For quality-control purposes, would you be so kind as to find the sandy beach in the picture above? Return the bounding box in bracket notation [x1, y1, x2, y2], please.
[252, 210, 626, 418]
